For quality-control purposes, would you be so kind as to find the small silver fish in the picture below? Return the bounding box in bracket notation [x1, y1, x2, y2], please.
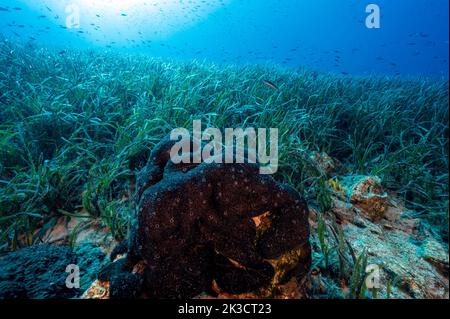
[262, 80, 279, 90]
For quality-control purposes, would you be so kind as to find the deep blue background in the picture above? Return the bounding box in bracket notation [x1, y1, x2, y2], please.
[1, 0, 448, 77]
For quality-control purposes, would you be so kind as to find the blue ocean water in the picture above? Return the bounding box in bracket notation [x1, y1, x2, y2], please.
[0, 0, 448, 76]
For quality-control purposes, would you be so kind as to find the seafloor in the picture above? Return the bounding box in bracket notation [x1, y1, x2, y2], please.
[0, 40, 448, 299]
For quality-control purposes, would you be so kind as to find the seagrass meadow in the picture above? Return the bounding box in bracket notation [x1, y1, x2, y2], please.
[0, 40, 448, 298]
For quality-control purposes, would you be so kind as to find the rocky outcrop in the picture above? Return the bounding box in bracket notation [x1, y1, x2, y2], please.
[0, 244, 106, 299]
[323, 171, 449, 299]
[98, 136, 311, 299]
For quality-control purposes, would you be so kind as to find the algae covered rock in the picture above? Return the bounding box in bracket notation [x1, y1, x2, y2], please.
[99, 136, 311, 299]
[319, 170, 449, 299]
[340, 175, 388, 221]
[0, 244, 106, 299]
[309, 151, 340, 177]
[343, 221, 449, 299]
